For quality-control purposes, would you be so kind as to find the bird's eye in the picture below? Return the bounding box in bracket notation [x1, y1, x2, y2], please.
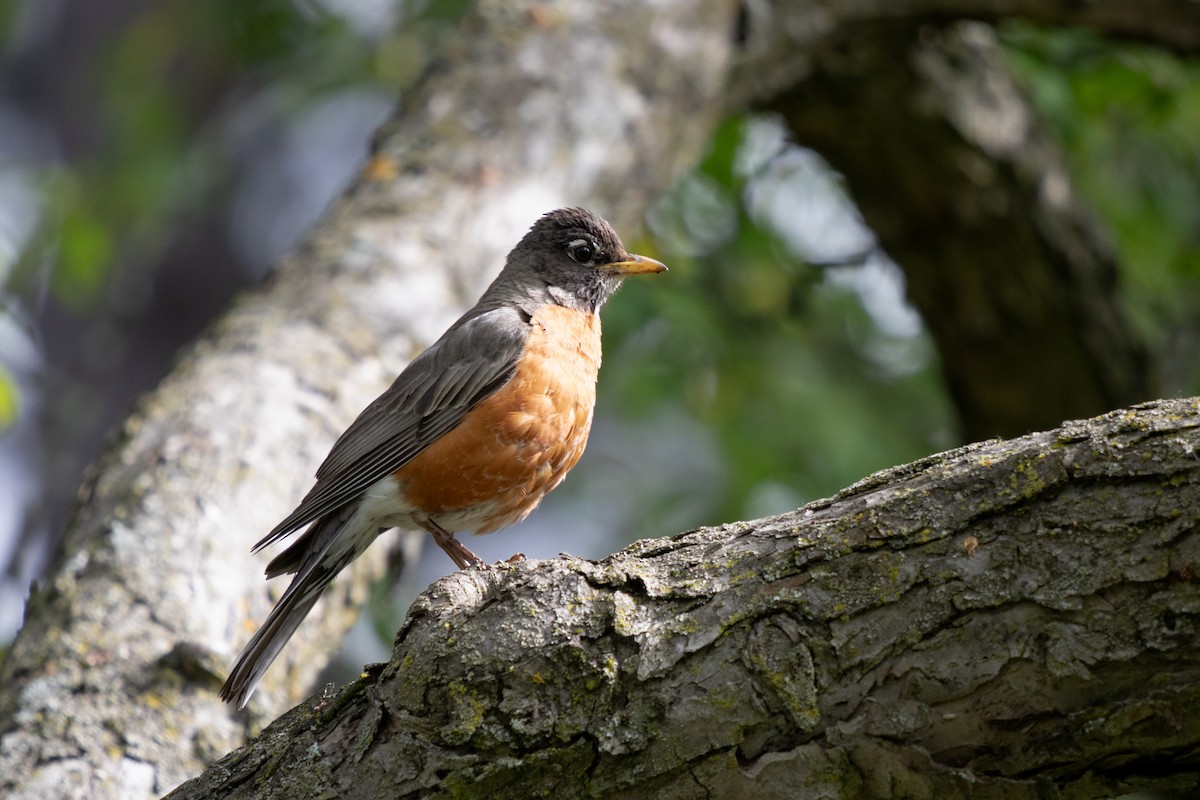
[567, 239, 596, 266]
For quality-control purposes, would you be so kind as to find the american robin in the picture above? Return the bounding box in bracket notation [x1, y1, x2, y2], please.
[220, 207, 666, 707]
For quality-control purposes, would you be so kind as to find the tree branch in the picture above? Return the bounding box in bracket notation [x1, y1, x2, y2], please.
[169, 398, 1200, 799]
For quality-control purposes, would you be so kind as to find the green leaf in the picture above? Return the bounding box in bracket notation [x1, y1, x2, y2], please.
[0, 368, 18, 429]
[53, 211, 114, 310]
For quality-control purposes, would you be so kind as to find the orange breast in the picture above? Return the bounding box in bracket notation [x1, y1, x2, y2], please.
[395, 304, 602, 533]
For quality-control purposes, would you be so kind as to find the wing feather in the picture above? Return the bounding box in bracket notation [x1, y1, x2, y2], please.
[253, 306, 530, 552]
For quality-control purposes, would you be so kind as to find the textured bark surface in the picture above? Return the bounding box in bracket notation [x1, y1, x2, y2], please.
[0, 2, 735, 798]
[759, 20, 1155, 440]
[167, 398, 1200, 799]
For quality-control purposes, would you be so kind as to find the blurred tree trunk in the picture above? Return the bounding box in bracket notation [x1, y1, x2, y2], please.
[167, 399, 1200, 800]
[5, 1, 1200, 799]
[764, 20, 1154, 440]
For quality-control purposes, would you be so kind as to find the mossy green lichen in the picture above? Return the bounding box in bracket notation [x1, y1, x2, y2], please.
[440, 680, 489, 745]
[438, 738, 593, 799]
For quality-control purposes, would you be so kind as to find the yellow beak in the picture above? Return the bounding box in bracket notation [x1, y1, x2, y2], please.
[599, 253, 668, 276]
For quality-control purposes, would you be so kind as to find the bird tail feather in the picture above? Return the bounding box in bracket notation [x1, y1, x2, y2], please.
[219, 509, 357, 708]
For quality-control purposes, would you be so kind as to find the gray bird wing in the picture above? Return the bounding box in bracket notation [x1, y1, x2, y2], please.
[252, 305, 532, 552]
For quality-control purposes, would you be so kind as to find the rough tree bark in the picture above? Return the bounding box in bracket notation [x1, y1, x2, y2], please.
[0, 2, 735, 797]
[167, 398, 1200, 799]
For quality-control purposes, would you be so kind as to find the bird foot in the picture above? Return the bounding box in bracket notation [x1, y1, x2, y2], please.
[419, 518, 484, 570]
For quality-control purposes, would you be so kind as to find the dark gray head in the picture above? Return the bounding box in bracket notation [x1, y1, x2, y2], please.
[499, 208, 666, 313]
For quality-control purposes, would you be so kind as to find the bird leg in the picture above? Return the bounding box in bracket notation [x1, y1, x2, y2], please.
[417, 517, 484, 570]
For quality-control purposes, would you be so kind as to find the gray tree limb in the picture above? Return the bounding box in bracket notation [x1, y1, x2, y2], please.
[167, 398, 1200, 799]
[0, 2, 735, 798]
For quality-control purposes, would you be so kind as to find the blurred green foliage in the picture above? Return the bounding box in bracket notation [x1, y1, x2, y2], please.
[598, 27, 1200, 526]
[0, 367, 16, 427]
[9, 5, 1200, 512]
[606, 116, 955, 526]
[31, 1, 401, 313]
[1003, 23, 1200, 394]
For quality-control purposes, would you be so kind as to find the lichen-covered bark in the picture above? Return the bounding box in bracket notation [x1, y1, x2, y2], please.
[168, 399, 1200, 799]
[0, 2, 735, 798]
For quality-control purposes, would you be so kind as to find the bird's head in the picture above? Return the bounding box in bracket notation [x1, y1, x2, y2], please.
[509, 207, 666, 313]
